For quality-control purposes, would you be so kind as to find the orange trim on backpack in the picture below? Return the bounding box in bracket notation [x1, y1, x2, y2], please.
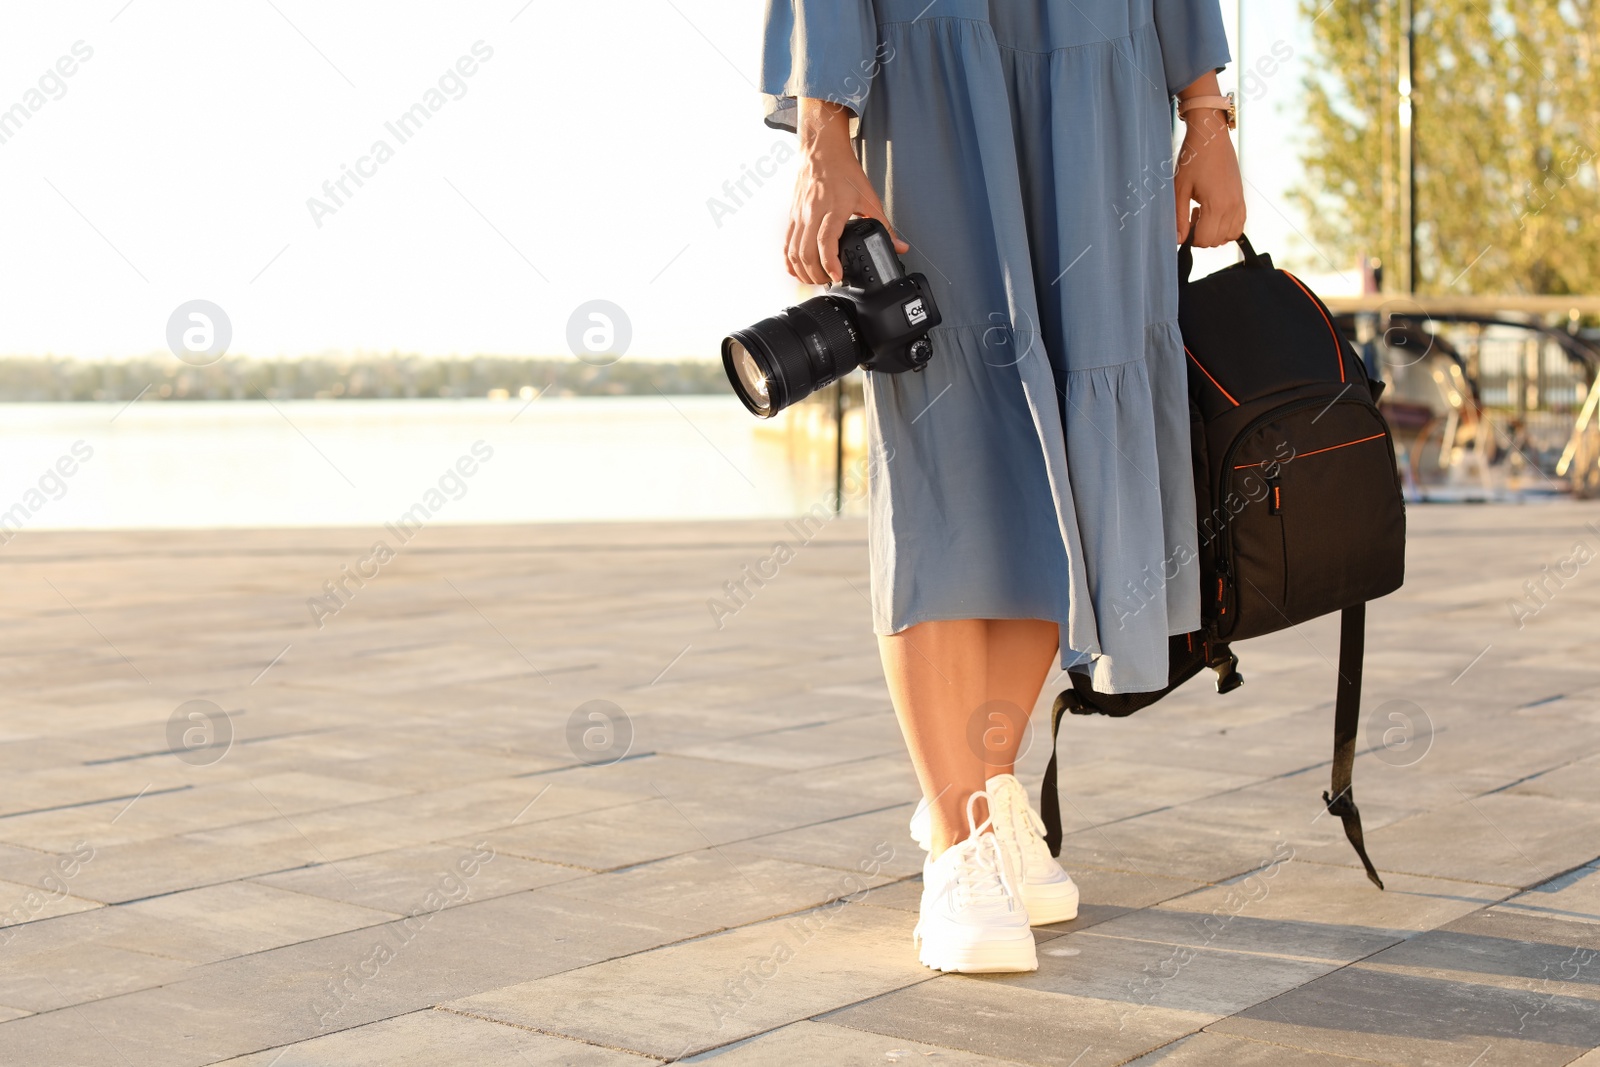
[1282, 271, 1346, 383]
[1273, 484, 1281, 509]
[1185, 346, 1240, 406]
[1233, 431, 1386, 469]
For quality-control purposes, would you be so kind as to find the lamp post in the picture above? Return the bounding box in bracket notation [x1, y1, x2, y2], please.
[1236, 0, 1244, 169]
[1397, 0, 1417, 292]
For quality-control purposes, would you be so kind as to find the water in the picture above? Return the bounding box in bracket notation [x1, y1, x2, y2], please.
[0, 397, 854, 531]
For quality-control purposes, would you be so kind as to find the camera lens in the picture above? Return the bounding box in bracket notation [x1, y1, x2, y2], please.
[720, 295, 862, 419]
[725, 339, 772, 416]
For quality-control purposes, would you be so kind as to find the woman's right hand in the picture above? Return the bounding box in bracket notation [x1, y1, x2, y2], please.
[786, 97, 909, 286]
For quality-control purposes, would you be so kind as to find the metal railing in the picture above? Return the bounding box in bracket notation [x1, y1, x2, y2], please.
[1325, 295, 1600, 500]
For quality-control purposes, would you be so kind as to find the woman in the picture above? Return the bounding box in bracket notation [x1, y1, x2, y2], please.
[761, 0, 1244, 972]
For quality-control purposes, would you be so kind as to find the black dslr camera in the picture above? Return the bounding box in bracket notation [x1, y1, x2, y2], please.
[721, 218, 941, 418]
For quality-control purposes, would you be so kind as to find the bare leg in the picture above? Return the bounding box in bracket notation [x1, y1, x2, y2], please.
[879, 620, 987, 858]
[878, 618, 1060, 858]
[981, 619, 1061, 778]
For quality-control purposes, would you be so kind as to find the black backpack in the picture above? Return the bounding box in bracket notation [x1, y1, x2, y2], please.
[1037, 236, 1407, 888]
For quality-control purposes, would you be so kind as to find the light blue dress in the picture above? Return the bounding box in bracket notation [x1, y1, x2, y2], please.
[761, 0, 1230, 693]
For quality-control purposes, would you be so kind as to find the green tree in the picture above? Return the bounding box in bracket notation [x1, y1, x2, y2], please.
[1292, 0, 1599, 296]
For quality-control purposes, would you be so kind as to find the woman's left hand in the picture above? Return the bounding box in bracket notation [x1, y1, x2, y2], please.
[1174, 100, 1245, 248]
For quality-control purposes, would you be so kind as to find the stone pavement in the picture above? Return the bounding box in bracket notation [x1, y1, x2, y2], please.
[1, 503, 1598, 1065]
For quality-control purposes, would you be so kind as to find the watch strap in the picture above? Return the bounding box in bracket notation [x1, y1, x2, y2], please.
[1177, 93, 1236, 129]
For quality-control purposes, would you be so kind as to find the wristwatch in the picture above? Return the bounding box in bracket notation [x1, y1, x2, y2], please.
[1177, 91, 1236, 130]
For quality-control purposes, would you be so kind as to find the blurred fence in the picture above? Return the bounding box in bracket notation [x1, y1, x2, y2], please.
[1326, 295, 1600, 500]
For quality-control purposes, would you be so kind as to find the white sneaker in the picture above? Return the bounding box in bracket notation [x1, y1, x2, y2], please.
[985, 772, 1080, 925]
[909, 777, 1080, 925]
[912, 790, 1037, 973]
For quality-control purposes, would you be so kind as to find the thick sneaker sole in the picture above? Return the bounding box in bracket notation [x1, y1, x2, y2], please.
[915, 929, 1038, 973]
[1022, 879, 1080, 926]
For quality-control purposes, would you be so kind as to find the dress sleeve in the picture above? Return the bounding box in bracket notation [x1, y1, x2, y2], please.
[760, 0, 879, 132]
[1151, 0, 1232, 97]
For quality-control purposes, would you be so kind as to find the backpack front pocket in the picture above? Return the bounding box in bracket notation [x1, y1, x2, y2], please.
[1224, 401, 1406, 635]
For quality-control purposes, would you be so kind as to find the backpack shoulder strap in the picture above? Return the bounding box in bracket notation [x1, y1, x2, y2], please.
[1325, 603, 1385, 889]
[1040, 689, 1077, 857]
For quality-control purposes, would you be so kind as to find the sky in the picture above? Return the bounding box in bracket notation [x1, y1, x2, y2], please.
[0, 0, 1334, 363]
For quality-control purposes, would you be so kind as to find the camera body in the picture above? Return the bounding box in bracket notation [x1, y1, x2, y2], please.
[832, 219, 941, 373]
[721, 218, 942, 418]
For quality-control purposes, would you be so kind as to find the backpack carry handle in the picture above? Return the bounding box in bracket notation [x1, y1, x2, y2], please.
[1178, 233, 1264, 285]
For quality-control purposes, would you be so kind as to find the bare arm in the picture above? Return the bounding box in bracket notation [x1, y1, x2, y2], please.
[1173, 71, 1246, 247]
[785, 97, 908, 285]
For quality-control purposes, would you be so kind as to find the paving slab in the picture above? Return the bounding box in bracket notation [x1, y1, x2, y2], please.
[251, 841, 585, 912]
[725, 804, 924, 879]
[670, 709, 906, 770]
[1149, 860, 1508, 950]
[846, 876, 926, 917]
[1358, 910, 1600, 996]
[1044, 759, 1265, 832]
[0, 771, 415, 854]
[0, 935, 193, 1012]
[766, 751, 924, 807]
[212, 1008, 658, 1066]
[255, 744, 560, 791]
[471, 797, 727, 871]
[0, 763, 194, 823]
[1081, 907, 1403, 971]
[0, 877, 102, 930]
[0, 831, 326, 904]
[1210, 909, 1600, 1066]
[820, 976, 1214, 1067]
[680, 1019, 1029, 1065]
[1058, 808, 1299, 886]
[1010, 920, 1340, 1020]
[473, 781, 892, 873]
[540, 848, 899, 930]
[181, 777, 622, 864]
[445, 902, 932, 1060]
[524, 753, 783, 802]
[1210, 963, 1600, 1067]
[91, 880, 400, 964]
[1298, 792, 1600, 889]
[0, 887, 717, 1065]
[1505, 754, 1600, 806]
[1123, 1030, 1404, 1065]
[1494, 863, 1600, 926]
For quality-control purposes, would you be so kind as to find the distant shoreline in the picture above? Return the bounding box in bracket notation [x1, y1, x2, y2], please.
[0, 355, 728, 402]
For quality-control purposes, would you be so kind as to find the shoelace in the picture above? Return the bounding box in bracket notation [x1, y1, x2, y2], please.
[988, 777, 1052, 882]
[939, 790, 1021, 913]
